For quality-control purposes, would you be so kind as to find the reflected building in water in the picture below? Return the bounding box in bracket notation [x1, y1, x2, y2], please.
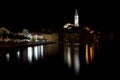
[23, 45, 44, 63]
[85, 44, 94, 65]
[58, 9, 100, 76]
[64, 43, 80, 75]
[1, 44, 58, 64]
[64, 42, 95, 75]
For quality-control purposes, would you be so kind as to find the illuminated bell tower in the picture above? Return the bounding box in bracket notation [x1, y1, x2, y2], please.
[74, 9, 79, 27]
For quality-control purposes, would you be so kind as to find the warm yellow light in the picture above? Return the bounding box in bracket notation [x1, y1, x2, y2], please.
[90, 30, 94, 34]
[90, 46, 93, 62]
[85, 27, 90, 31]
[85, 44, 89, 64]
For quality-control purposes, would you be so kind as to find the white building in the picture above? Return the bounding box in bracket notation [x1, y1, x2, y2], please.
[74, 9, 79, 27]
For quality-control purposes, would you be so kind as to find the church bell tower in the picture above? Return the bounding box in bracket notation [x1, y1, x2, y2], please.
[74, 9, 79, 27]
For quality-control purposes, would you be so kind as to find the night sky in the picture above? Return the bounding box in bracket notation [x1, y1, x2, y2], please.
[0, 1, 119, 32]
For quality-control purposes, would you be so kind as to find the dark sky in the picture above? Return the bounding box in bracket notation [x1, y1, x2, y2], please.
[0, 1, 119, 32]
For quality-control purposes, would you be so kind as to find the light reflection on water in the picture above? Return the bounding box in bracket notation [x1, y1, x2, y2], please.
[64, 43, 95, 74]
[74, 46, 80, 75]
[64, 43, 80, 74]
[17, 51, 20, 59]
[26, 45, 44, 63]
[3, 45, 44, 63]
[85, 44, 89, 64]
[27, 47, 33, 63]
[85, 44, 94, 65]
[3, 44, 58, 63]
[34, 46, 38, 61]
[64, 46, 72, 68]
[6, 53, 10, 62]
[40, 45, 44, 59]
[90, 44, 94, 62]
[1, 43, 96, 78]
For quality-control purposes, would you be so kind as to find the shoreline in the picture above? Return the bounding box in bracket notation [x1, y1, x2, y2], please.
[0, 41, 57, 49]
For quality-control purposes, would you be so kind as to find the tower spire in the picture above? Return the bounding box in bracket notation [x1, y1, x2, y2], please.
[75, 9, 78, 16]
[74, 9, 79, 27]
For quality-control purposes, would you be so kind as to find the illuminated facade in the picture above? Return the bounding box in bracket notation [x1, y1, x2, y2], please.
[63, 9, 79, 29]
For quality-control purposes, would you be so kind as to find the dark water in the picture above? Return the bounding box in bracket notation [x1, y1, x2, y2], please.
[0, 41, 119, 79]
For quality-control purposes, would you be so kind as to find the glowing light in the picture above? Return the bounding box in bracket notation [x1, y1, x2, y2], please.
[39, 35, 43, 39]
[74, 47, 80, 74]
[37, 46, 41, 58]
[90, 44, 94, 62]
[34, 46, 38, 61]
[63, 23, 73, 28]
[74, 9, 79, 27]
[27, 47, 33, 63]
[17, 51, 20, 59]
[85, 27, 90, 31]
[90, 30, 94, 34]
[85, 44, 89, 64]
[35, 35, 38, 42]
[40, 45, 44, 59]
[64, 45, 72, 68]
[67, 47, 71, 68]
[6, 53, 10, 61]
[28, 34, 31, 38]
